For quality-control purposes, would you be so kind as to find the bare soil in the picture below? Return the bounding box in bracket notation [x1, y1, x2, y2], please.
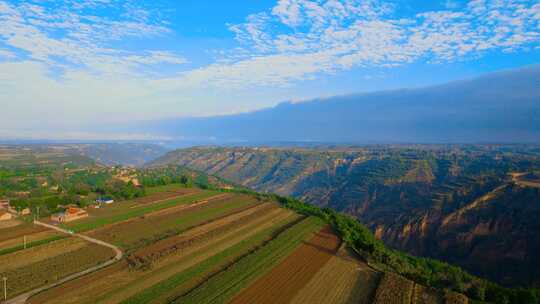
[28, 206, 296, 304]
[290, 245, 381, 304]
[229, 225, 341, 304]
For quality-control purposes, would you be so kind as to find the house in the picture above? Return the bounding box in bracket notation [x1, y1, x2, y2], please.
[0, 199, 9, 210]
[0, 211, 13, 221]
[18, 208, 31, 216]
[0, 199, 22, 216]
[50, 207, 88, 223]
[96, 197, 114, 204]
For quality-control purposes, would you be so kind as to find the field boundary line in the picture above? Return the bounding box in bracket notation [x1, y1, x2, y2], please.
[84, 192, 229, 234]
[145, 193, 231, 218]
[2, 221, 123, 304]
[129, 191, 200, 209]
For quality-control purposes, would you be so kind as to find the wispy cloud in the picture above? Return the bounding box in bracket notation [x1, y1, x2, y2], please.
[171, 0, 540, 88]
[0, 0, 539, 139]
[0, 0, 185, 76]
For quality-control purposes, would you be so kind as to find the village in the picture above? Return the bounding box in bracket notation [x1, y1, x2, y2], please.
[0, 197, 115, 224]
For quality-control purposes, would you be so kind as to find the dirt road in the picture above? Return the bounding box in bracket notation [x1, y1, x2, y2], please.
[2, 221, 123, 304]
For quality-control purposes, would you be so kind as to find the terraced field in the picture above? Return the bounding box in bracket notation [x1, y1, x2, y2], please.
[0, 222, 66, 256]
[0, 185, 469, 304]
[290, 246, 381, 304]
[28, 196, 305, 304]
[0, 238, 115, 297]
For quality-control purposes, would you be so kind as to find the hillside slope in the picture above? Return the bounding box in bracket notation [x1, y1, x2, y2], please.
[149, 145, 540, 287]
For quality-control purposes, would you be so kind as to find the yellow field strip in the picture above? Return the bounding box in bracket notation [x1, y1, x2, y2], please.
[0, 237, 86, 272]
[98, 207, 294, 304]
[34, 206, 296, 304]
[0, 230, 61, 251]
[290, 246, 381, 304]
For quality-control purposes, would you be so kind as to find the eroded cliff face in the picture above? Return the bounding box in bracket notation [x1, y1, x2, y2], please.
[149, 146, 540, 287]
[368, 184, 540, 287]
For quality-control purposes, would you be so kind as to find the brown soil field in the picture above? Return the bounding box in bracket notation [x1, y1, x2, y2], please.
[29, 206, 297, 304]
[290, 246, 381, 304]
[0, 219, 22, 229]
[373, 272, 415, 304]
[0, 237, 86, 272]
[82, 192, 232, 238]
[229, 225, 341, 304]
[128, 202, 276, 266]
[0, 223, 47, 243]
[0, 230, 62, 251]
[3, 242, 115, 298]
[99, 208, 295, 304]
[87, 194, 257, 250]
[78, 190, 208, 221]
[28, 261, 128, 304]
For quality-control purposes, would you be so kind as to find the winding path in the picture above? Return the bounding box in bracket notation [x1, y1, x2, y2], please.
[3, 221, 123, 304]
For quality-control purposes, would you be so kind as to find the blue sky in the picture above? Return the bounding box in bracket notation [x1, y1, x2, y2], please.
[0, 0, 539, 139]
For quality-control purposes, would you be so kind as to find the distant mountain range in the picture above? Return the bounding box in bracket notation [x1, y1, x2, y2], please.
[143, 65, 540, 143]
[0, 143, 170, 167]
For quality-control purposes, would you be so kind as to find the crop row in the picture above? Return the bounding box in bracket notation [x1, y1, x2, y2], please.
[120, 212, 302, 304]
[0, 223, 46, 243]
[373, 272, 415, 304]
[175, 216, 324, 304]
[65, 190, 220, 232]
[126, 203, 275, 269]
[91, 196, 257, 251]
[0, 235, 67, 256]
[1, 243, 114, 298]
[61, 204, 295, 304]
[229, 226, 340, 304]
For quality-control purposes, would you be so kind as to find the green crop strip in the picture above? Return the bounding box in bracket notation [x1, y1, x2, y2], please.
[0, 235, 67, 256]
[65, 191, 220, 232]
[120, 216, 311, 304]
[175, 216, 324, 304]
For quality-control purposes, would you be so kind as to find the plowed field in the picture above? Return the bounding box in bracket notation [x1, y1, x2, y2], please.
[290, 246, 381, 304]
[28, 200, 298, 304]
[228, 225, 340, 304]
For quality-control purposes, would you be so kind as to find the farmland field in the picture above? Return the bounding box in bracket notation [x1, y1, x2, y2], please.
[87, 193, 257, 250]
[0, 222, 47, 243]
[63, 189, 220, 232]
[176, 217, 325, 304]
[229, 225, 340, 304]
[28, 200, 300, 304]
[0, 230, 64, 252]
[373, 272, 415, 304]
[8, 185, 469, 304]
[1, 239, 115, 298]
[290, 246, 382, 304]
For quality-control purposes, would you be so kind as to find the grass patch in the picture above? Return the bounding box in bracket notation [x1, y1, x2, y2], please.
[145, 184, 189, 195]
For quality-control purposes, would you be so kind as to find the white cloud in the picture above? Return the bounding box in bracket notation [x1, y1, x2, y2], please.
[0, 0, 539, 139]
[0, 48, 15, 59]
[0, 0, 184, 77]
[175, 0, 540, 88]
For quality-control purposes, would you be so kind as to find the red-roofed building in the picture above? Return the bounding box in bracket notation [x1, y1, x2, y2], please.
[51, 207, 88, 222]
